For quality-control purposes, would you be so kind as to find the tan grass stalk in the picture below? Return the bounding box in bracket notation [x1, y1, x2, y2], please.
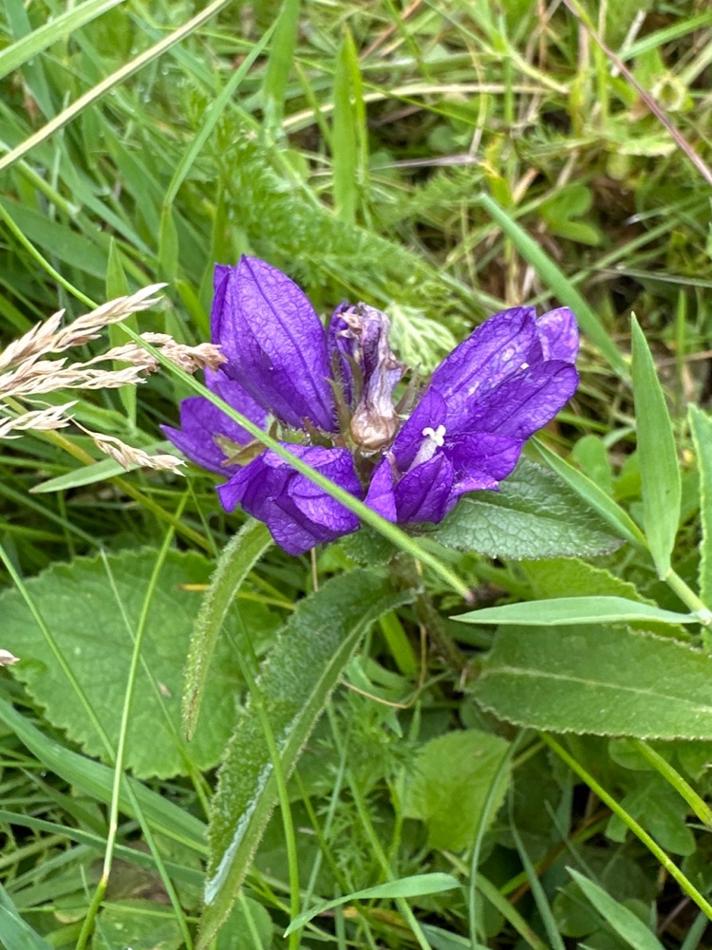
[0, 284, 165, 374]
[0, 402, 76, 439]
[87, 430, 186, 474]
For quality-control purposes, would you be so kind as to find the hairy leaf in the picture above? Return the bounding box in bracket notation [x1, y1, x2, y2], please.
[689, 405, 712, 604]
[428, 459, 622, 559]
[200, 569, 412, 946]
[476, 625, 712, 739]
[183, 520, 272, 740]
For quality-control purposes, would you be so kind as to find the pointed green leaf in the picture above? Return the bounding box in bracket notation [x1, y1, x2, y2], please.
[284, 873, 459, 936]
[567, 868, 663, 950]
[31, 441, 176, 493]
[455, 596, 696, 627]
[332, 29, 365, 222]
[261, 0, 301, 131]
[476, 625, 712, 739]
[182, 520, 272, 740]
[631, 316, 681, 577]
[689, 405, 712, 605]
[199, 570, 412, 947]
[531, 438, 645, 548]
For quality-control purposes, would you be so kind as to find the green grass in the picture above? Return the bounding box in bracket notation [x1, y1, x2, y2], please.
[1, 1, 711, 947]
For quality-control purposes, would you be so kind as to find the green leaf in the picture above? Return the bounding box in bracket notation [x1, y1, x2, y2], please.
[158, 204, 179, 280]
[476, 192, 627, 376]
[689, 405, 712, 605]
[182, 520, 272, 740]
[567, 868, 664, 950]
[0, 884, 51, 950]
[261, 0, 301, 132]
[4, 549, 277, 778]
[402, 730, 510, 850]
[93, 899, 184, 950]
[332, 29, 365, 223]
[284, 873, 460, 936]
[217, 896, 273, 949]
[531, 439, 645, 548]
[428, 459, 622, 559]
[455, 596, 696, 627]
[476, 625, 712, 739]
[521, 557, 688, 637]
[199, 569, 412, 947]
[631, 316, 681, 577]
[0, 0, 127, 81]
[31, 441, 177, 493]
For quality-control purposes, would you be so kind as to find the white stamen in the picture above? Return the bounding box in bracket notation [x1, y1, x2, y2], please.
[520, 361, 529, 370]
[422, 424, 446, 447]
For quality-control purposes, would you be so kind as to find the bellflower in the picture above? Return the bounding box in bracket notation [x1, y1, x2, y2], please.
[162, 256, 579, 554]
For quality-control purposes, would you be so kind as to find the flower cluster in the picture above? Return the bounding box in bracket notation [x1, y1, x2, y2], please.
[163, 257, 579, 554]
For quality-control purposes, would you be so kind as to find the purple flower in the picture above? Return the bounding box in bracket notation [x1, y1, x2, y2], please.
[162, 257, 579, 554]
[364, 306, 579, 525]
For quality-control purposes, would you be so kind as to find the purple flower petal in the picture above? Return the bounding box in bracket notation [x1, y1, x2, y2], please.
[217, 444, 362, 555]
[466, 361, 579, 440]
[327, 304, 355, 404]
[286, 447, 362, 533]
[431, 307, 543, 432]
[364, 457, 398, 521]
[212, 257, 335, 431]
[444, 433, 523, 494]
[393, 454, 455, 524]
[389, 388, 447, 471]
[161, 369, 267, 473]
[537, 307, 579, 363]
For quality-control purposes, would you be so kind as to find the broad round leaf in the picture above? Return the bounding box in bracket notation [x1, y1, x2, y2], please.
[5, 549, 278, 779]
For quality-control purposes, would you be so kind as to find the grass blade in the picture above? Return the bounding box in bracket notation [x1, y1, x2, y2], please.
[0, 0, 232, 174]
[284, 873, 459, 936]
[332, 28, 364, 223]
[0, 0, 127, 81]
[631, 315, 681, 579]
[261, 0, 301, 133]
[0, 697, 206, 852]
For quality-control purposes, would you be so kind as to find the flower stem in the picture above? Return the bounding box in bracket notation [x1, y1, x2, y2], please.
[392, 555, 467, 673]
